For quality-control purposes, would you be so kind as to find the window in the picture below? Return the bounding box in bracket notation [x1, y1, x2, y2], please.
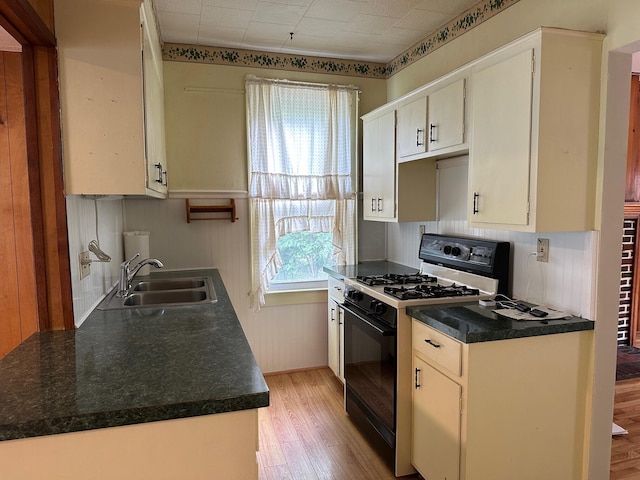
[245, 75, 358, 306]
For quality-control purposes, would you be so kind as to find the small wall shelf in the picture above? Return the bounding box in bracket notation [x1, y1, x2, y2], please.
[186, 199, 237, 223]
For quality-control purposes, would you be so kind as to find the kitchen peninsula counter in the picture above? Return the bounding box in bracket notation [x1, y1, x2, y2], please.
[408, 302, 594, 343]
[0, 268, 269, 442]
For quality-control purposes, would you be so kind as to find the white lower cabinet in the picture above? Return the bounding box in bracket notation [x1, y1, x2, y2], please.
[327, 277, 345, 382]
[412, 355, 461, 480]
[411, 319, 593, 480]
[0, 410, 259, 479]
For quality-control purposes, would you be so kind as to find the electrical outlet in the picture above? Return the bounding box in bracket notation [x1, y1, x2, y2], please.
[79, 251, 91, 279]
[537, 238, 549, 263]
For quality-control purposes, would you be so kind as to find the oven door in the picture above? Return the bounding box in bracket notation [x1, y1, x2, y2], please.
[340, 302, 396, 448]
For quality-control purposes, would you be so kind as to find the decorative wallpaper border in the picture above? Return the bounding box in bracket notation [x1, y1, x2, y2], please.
[162, 0, 520, 79]
[163, 44, 388, 78]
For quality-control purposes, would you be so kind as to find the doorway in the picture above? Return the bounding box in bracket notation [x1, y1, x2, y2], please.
[0, 3, 74, 359]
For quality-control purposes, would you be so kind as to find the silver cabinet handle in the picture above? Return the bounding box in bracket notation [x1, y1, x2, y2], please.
[377, 198, 382, 212]
[154, 163, 163, 183]
[429, 123, 436, 143]
[162, 170, 168, 187]
[416, 128, 424, 147]
[415, 367, 421, 389]
[371, 198, 376, 212]
[473, 192, 480, 215]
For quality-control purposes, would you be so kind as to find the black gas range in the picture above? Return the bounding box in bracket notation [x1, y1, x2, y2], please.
[341, 233, 511, 476]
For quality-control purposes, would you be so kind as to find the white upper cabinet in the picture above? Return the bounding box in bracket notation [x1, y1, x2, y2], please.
[468, 28, 603, 231]
[56, 0, 168, 197]
[396, 75, 468, 162]
[363, 110, 397, 221]
[362, 108, 437, 223]
[428, 78, 466, 154]
[397, 95, 428, 158]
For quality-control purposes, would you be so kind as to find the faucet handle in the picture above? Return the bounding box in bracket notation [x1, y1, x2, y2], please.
[121, 252, 140, 268]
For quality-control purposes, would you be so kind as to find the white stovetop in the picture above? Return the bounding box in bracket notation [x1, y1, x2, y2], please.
[345, 263, 499, 310]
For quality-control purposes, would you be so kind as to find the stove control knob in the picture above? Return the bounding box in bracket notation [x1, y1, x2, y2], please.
[451, 246, 462, 257]
[370, 300, 387, 315]
[347, 289, 363, 301]
[443, 245, 452, 255]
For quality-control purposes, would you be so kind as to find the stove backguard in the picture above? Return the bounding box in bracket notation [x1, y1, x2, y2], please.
[418, 233, 510, 295]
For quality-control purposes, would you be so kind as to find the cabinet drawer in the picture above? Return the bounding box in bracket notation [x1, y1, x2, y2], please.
[412, 320, 462, 376]
[328, 277, 345, 303]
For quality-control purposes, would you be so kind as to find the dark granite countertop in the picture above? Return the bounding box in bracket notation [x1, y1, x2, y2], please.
[408, 302, 594, 343]
[323, 261, 419, 281]
[0, 269, 269, 442]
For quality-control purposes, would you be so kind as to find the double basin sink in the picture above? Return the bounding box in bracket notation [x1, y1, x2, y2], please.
[98, 275, 217, 310]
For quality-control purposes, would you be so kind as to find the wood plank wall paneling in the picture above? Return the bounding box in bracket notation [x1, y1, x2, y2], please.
[5, 50, 39, 340]
[0, 52, 23, 357]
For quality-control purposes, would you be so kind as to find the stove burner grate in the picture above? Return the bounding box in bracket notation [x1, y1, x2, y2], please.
[383, 283, 481, 300]
[356, 273, 437, 287]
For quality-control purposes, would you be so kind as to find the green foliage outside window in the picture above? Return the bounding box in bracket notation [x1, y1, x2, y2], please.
[273, 232, 335, 282]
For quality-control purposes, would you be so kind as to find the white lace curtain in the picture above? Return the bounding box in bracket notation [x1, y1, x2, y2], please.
[246, 75, 357, 307]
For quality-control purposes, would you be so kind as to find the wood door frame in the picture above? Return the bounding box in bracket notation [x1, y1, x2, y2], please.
[625, 204, 640, 345]
[0, 1, 73, 333]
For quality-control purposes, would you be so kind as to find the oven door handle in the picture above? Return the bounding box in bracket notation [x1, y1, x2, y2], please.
[338, 303, 395, 337]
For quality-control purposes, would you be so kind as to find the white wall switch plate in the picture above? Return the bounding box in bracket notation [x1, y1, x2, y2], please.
[537, 238, 549, 262]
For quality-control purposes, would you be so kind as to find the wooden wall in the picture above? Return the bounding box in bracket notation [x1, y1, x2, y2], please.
[0, 0, 73, 358]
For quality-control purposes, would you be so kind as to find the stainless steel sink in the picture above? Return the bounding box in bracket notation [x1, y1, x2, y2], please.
[97, 276, 217, 310]
[133, 278, 206, 291]
[123, 289, 207, 306]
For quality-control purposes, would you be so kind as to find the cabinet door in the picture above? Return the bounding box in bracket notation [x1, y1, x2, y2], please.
[428, 79, 465, 152]
[328, 299, 340, 377]
[412, 355, 461, 480]
[397, 96, 427, 157]
[142, 2, 168, 195]
[362, 111, 396, 221]
[469, 49, 533, 226]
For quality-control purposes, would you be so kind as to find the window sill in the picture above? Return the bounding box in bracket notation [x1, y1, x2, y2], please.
[263, 288, 328, 307]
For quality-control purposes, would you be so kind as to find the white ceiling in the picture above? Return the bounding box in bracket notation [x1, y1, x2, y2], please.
[154, 0, 480, 63]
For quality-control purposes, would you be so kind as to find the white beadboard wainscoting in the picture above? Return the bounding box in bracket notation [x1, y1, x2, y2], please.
[66, 195, 125, 327]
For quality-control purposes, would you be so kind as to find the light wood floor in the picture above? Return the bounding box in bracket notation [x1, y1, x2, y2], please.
[612, 377, 640, 479]
[261, 367, 640, 479]
[258, 367, 421, 480]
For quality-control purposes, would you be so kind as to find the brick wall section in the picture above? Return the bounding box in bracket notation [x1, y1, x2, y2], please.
[620, 218, 637, 345]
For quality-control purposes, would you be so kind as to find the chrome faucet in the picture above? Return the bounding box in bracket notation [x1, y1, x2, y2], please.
[116, 253, 164, 297]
